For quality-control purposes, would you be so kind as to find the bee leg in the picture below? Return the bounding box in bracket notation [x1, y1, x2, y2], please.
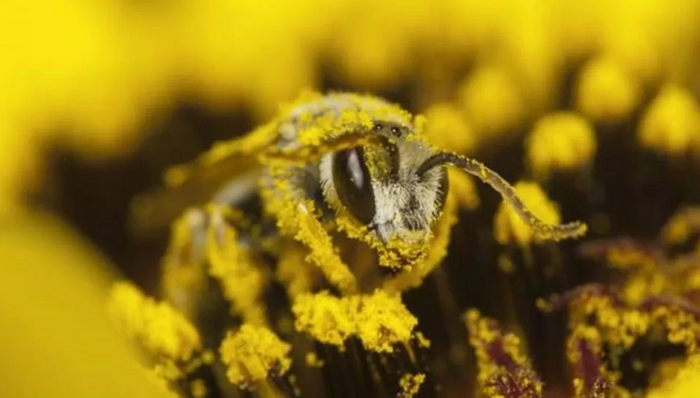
[270, 194, 359, 294]
[161, 208, 209, 317]
[161, 208, 233, 348]
[211, 175, 285, 256]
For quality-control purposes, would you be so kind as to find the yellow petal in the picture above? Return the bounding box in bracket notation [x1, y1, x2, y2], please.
[0, 210, 172, 398]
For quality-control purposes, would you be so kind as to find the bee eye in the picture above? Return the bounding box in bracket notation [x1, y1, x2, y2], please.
[332, 147, 376, 225]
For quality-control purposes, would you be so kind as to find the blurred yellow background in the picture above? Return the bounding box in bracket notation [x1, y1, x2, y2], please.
[3, 0, 700, 212]
[2, 0, 700, 396]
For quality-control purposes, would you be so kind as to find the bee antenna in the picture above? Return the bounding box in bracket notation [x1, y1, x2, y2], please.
[417, 152, 587, 241]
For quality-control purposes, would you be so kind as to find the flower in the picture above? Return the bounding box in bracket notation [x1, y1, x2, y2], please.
[575, 57, 641, 123]
[4, 1, 700, 397]
[638, 85, 700, 157]
[526, 113, 597, 181]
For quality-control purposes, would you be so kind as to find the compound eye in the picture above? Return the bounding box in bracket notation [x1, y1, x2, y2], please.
[332, 147, 376, 225]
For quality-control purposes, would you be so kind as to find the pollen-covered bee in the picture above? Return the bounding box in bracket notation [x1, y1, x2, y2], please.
[131, 92, 586, 324]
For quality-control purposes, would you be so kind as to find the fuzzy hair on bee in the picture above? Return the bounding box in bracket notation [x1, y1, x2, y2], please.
[130, 91, 587, 316]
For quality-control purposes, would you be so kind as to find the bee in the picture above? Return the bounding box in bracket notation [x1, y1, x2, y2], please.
[131, 92, 586, 319]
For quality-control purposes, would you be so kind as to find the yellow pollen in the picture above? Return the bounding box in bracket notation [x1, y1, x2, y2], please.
[576, 57, 640, 122]
[219, 324, 292, 388]
[423, 102, 476, 154]
[458, 67, 525, 140]
[292, 290, 418, 353]
[398, 373, 426, 398]
[305, 352, 325, 368]
[638, 85, 700, 156]
[526, 112, 597, 180]
[106, 282, 201, 363]
[205, 206, 268, 326]
[292, 291, 354, 348]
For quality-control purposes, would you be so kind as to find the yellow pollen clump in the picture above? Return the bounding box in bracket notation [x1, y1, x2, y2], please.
[106, 282, 201, 363]
[576, 57, 640, 122]
[570, 294, 650, 350]
[144, 368, 182, 398]
[638, 85, 700, 157]
[219, 324, 292, 388]
[423, 102, 476, 154]
[661, 207, 700, 246]
[292, 290, 418, 353]
[501, 333, 529, 366]
[566, 325, 603, 366]
[650, 306, 700, 353]
[606, 247, 656, 271]
[465, 310, 499, 346]
[305, 352, 325, 368]
[465, 309, 543, 397]
[415, 332, 432, 349]
[190, 379, 207, 398]
[153, 361, 185, 382]
[686, 267, 700, 292]
[276, 242, 319, 298]
[621, 273, 667, 307]
[292, 291, 354, 348]
[398, 373, 426, 398]
[493, 181, 562, 247]
[457, 67, 525, 140]
[349, 290, 418, 353]
[526, 112, 597, 180]
[205, 206, 267, 326]
[334, 210, 428, 270]
[565, 324, 628, 398]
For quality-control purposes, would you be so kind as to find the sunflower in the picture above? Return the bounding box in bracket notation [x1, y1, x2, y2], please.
[2, 1, 700, 398]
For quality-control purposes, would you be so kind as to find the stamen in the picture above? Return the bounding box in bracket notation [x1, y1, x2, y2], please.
[219, 324, 292, 389]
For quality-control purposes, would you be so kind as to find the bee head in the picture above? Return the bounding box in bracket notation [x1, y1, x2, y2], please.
[320, 113, 587, 268]
[320, 120, 448, 247]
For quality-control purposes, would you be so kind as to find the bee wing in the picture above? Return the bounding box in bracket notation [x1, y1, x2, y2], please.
[129, 123, 278, 235]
